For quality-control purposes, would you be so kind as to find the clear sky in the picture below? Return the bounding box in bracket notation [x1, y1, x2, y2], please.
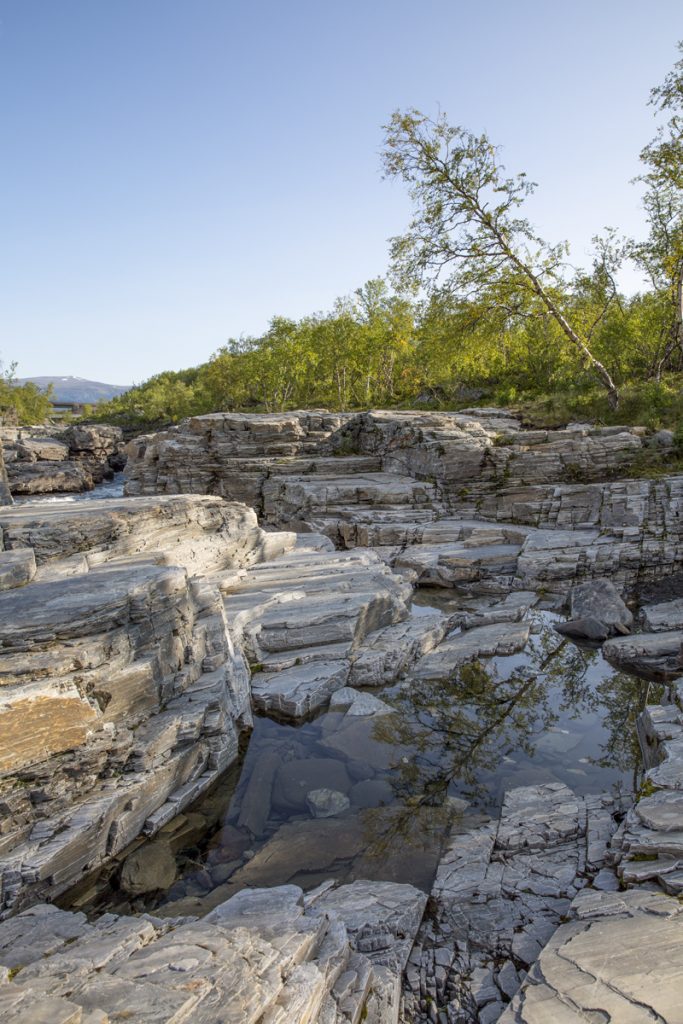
[1, 0, 681, 385]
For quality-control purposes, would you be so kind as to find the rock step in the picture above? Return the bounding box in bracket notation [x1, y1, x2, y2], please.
[0, 881, 425, 1024]
[0, 548, 36, 591]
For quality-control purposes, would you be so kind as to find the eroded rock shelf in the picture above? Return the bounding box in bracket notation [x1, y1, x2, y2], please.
[1, 408, 682, 1023]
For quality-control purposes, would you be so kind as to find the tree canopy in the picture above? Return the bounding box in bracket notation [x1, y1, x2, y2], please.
[84, 42, 683, 432]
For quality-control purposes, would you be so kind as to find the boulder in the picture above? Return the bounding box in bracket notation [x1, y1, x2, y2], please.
[554, 616, 610, 642]
[569, 579, 633, 635]
[0, 548, 36, 591]
[119, 840, 177, 896]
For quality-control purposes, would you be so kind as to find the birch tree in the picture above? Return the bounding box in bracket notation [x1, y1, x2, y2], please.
[382, 109, 621, 408]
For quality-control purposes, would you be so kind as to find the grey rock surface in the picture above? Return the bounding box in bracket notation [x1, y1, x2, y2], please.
[0, 880, 424, 1024]
[499, 888, 683, 1023]
[569, 577, 633, 633]
[402, 782, 621, 1023]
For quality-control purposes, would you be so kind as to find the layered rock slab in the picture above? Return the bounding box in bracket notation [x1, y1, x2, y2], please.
[0, 446, 11, 506]
[0, 494, 290, 574]
[0, 880, 426, 1024]
[499, 888, 683, 1024]
[0, 493, 289, 915]
[0, 559, 253, 915]
[3, 423, 124, 494]
[222, 546, 423, 717]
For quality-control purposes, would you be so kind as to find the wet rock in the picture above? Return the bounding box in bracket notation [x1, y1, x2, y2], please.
[271, 758, 352, 813]
[306, 788, 351, 818]
[328, 686, 393, 716]
[236, 750, 280, 838]
[554, 616, 609, 641]
[209, 859, 242, 886]
[119, 841, 177, 896]
[349, 779, 394, 809]
[224, 818, 366, 888]
[569, 578, 633, 635]
[208, 824, 252, 863]
[603, 630, 683, 679]
[319, 716, 407, 772]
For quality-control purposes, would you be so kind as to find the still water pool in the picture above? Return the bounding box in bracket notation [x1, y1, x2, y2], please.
[143, 589, 656, 917]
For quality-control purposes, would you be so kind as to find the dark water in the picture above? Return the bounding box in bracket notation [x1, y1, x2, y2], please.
[137, 592, 657, 918]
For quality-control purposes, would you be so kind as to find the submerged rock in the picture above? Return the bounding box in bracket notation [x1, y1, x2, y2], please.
[306, 788, 351, 818]
[120, 840, 177, 896]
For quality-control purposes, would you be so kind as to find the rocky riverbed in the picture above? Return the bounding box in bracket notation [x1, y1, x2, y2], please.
[1, 409, 683, 1023]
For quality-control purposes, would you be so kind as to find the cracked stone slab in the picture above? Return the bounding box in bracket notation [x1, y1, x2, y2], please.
[499, 888, 683, 1023]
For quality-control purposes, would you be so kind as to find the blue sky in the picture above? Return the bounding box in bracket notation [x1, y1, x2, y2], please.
[1, 0, 681, 384]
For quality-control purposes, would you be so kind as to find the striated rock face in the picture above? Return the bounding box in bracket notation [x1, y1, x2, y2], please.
[0, 494, 290, 574]
[123, 409, 683, 594]
[2, 422, 125, 494]
[0, 880, 425, 1024]
[0, 560, 253, 916]
[124, 411, 350, 509]
[0, 495, 298, 916]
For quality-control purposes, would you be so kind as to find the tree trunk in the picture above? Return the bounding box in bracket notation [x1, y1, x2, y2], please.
[675, 257, 683, 362]
[485, 216, 621, 409]
[507, 248, 620, 409]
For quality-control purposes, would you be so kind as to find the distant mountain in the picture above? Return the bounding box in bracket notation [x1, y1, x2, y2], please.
[16, 376, 130, 405]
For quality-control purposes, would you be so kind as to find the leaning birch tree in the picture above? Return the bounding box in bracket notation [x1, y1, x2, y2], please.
[381, 110, 621, 408]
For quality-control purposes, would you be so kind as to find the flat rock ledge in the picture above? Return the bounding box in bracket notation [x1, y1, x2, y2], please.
[500, 888, 683, 1023]
[0, 879, 426, 1024]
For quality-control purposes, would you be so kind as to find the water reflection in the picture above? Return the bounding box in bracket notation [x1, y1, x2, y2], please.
[145, 603, 657, 915]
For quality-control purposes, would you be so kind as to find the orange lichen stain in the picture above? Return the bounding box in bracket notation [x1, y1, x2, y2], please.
[0, 695, 98, 772]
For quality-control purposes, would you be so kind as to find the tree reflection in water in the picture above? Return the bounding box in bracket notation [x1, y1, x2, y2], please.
[361, 613, 662, 858]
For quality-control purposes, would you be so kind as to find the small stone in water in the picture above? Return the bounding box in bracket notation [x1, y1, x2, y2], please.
[306, 788, 351, 818]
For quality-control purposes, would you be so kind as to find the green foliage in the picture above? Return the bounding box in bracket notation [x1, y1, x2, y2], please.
[0, 357, 53, 425]
[92, 45, 683, 432]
